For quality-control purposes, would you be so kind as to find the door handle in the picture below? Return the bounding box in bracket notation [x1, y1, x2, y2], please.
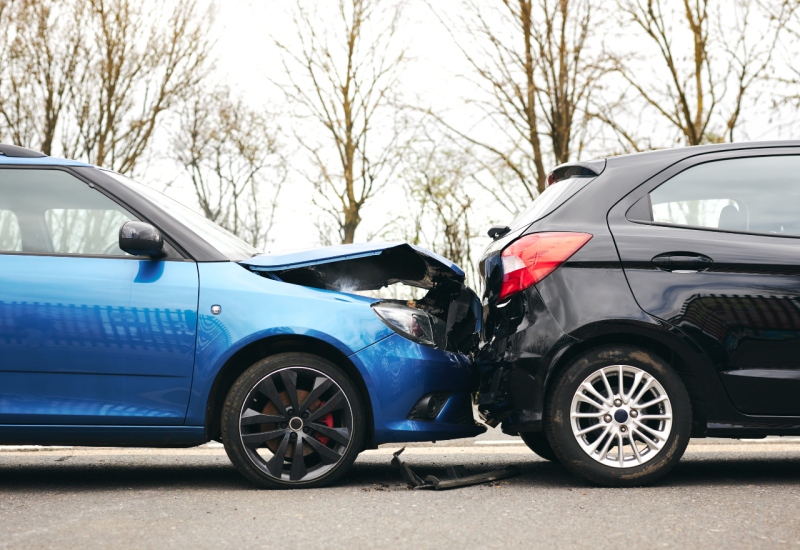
[651, 252, 713, 272]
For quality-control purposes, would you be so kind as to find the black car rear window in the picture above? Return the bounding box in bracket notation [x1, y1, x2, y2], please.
[508, 173, 598, 231]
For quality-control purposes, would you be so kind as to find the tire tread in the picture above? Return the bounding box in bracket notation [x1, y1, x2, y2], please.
[220, 352, 364, 489]
[544, 344, 691, 487]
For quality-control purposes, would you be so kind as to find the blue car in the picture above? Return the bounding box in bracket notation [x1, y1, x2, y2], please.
[0, 144, 485, 488]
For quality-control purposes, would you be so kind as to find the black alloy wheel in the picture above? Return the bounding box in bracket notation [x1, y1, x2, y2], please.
[222, 353, 364, 489]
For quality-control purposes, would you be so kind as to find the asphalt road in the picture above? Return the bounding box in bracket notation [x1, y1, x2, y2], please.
[2, 434, 800, 549]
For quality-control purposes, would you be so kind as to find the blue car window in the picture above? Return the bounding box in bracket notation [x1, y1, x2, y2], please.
[0, 169, 138, 255]
[101, 170, 258, 260]
[0, 210, 21, 252]
[46, 208, 135, 255]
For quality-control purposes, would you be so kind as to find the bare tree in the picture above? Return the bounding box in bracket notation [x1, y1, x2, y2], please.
[173, 88, 286, 250]
[0, 0, 15, 145]
[0, 0, 87, 154]
[612, 0, 794, 146]
[428, 0, 611, 214]
[767, 1, 800, 115]
[402, 137, 478, 285]
[273, 0, 409, 244]
[534, 0, 610, 164]
[68, 0, 215, 173]
[0, 0, 8, 33]
[0, 0, 215, 174]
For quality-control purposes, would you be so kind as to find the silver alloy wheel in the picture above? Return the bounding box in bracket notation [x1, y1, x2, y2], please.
[569, 365, 673, 468]
[238, 366, 354, 482]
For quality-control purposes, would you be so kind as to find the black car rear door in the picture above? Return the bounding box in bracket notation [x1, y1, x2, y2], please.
[607, 148, 800, 416]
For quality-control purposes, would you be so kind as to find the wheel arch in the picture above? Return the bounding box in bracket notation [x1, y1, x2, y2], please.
[204, 334, 377, 449]
[543, 325, 708, 437]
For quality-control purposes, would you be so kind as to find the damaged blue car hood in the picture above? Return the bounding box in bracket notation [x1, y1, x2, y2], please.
[240, 242, 466, 291]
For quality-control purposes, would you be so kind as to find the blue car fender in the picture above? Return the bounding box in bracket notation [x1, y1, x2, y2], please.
[184, 262, 392, 425]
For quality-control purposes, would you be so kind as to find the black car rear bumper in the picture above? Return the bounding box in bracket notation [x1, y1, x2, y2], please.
[476, 284, 575, 434]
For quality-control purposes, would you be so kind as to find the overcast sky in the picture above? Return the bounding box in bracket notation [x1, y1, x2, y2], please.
[145, 0, 800, 255]
[206, 0, 480, 253]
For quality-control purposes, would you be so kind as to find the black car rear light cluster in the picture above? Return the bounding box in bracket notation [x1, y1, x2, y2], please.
[499, 232, 593, 301]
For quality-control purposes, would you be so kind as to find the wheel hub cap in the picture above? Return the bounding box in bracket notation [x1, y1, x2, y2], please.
[289, 417, 304, 431]
[569, 364, 673, 469]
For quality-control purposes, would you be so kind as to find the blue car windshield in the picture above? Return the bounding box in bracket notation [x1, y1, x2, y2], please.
[102, 170, 258, 260]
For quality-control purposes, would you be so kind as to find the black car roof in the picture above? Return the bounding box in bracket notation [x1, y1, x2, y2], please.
[605, 140, 800, 167]
[525, 139, 800, 240]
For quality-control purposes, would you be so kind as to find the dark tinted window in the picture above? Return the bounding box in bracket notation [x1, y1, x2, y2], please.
[650, 156, 800, 237]
[508, 175, 596, 231]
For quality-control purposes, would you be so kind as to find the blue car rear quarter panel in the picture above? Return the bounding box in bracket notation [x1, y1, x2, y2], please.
[186, 262, 393, 424]
[351, 333, 482, 443]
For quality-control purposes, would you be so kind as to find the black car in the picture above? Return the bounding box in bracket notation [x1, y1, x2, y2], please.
[477, 141, 800, 486]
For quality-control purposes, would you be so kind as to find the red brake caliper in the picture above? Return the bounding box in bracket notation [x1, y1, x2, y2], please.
[314, 401, 334, 445]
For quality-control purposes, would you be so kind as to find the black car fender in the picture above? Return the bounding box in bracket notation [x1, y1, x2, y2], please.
[551, 317, 731, 437]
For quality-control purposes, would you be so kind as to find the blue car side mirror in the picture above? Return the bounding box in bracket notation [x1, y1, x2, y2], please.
[119, 221, 164, 257]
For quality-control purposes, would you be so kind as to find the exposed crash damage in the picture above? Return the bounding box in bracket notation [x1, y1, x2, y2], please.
[240, 239, 562, 444]
[242, 243, 482, 354]
[473, 275, 574, 433]
[471, 163, 606, 439]
[241, 241, 558, 440]
[241, 242, 488, 447]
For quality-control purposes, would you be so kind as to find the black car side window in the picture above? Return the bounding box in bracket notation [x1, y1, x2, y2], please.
[0, 169, 138, 255]
[649, 156, 800, 237]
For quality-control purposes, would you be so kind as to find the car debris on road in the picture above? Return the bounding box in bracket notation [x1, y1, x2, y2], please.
[390, 447, 519, 490]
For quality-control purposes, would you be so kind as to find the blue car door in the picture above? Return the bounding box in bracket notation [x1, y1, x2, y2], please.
[0, 168, 198, 425]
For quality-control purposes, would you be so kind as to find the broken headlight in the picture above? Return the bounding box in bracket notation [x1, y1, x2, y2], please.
[371, 302, 444, 348]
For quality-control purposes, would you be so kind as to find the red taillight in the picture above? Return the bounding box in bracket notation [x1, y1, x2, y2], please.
[499, 232, 593, 301]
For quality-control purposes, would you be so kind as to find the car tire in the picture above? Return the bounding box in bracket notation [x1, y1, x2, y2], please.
[545, 345, 691, 487]
[519, 432, 559, 462]
[221, 352, 365, 489]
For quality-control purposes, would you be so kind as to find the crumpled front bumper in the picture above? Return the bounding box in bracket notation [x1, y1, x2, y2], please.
[350, 333, 486, 444]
